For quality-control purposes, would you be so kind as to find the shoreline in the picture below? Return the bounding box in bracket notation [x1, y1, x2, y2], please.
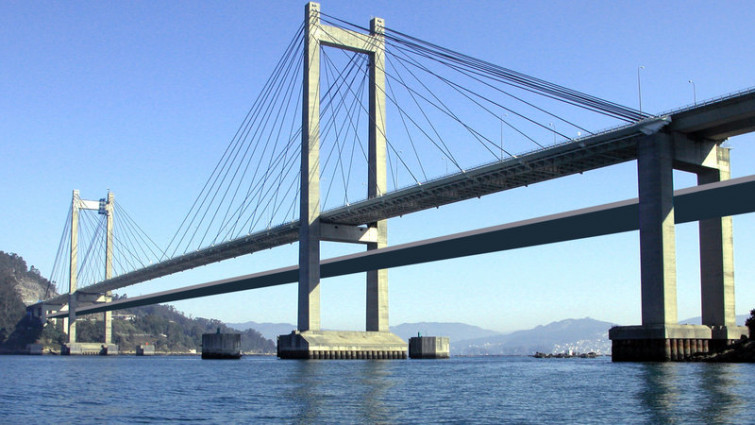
[688, 338, 754, 362]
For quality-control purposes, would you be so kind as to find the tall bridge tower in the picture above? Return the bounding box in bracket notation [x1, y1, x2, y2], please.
[61, 190, 118, 355]
[277, 2, 406, 359]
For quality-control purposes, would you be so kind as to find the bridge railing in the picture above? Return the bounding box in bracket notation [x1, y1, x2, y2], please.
[656, 86, 755, 117]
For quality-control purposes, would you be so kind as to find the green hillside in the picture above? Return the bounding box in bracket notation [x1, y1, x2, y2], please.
[74, 300, 275, 354]
[0, 251, 55, 351]
[0, 251, 275, 354]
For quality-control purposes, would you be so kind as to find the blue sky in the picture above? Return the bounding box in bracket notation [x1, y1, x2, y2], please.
[2, 1, 754, 332]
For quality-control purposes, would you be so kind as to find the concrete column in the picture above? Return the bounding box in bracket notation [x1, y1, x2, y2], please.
[104, 192, 114, 344]
[68, 190, 79, 343]
[298, 2, 322, 331]
[698, 147, 736, 328]
[294, 2, 388, 334]
[366, 17, 389, 332]
[637, 134, 677, 326]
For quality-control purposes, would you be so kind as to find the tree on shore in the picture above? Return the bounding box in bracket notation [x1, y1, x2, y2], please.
[0, 271, 27, 346]
[746, 309, 755, 339]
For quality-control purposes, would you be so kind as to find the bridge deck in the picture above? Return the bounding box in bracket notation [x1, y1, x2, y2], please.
[48, 174, 755, 318]
[40, 89, 755, 307]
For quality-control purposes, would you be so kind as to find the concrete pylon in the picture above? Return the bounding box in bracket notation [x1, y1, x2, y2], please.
[103, 191, 114, 344]
[68, 190, 80, 343]
[298, 2, 389, 333]
[697, 148, 739, 342]
[366, 16, 388, 332]
[64, 190, 117, 350]
[298, 1, 322, 332]
[637, 133, 677, 327]
[609, 134, 707, 361]
[281, 2, 405, 359]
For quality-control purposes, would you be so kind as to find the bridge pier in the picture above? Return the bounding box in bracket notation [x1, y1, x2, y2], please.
[697, 148, 743, 347]
[103, 292, 113, 345]
[610, 134, 748, 361]
[278, 330, 406, 360]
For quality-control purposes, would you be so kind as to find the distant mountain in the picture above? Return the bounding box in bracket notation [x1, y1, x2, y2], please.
[224, 319, 613, 356]
[226, 321, 501, 343]
[226, 321, 296, 340]
[390, 322, 502, 343]
[453, 317, 616, 356]
[680, 315, 749, 326]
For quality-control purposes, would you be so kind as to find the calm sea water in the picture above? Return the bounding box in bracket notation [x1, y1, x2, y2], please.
[1, 355, 753, 424]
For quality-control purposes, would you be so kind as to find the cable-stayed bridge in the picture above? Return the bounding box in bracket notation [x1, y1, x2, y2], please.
[32, 2, 755, 360]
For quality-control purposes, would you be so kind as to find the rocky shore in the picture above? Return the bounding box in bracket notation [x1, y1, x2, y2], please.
[689, 338, 755, 362]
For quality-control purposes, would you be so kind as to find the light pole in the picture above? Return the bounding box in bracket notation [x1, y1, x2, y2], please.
[548, 122, 556, 144]
[637, 66, 645, 114]
[500, 112, 507, 160]
[395, 150, 402, 187]
[688, 80, 697, 105]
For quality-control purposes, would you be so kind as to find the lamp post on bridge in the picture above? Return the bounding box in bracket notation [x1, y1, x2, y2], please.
[548, 122, 556, 145]
[637, 65, 645, 115]
[500, 115, 503, 160]
[392, 150, 403, 190]
[500, 112, 507, 160]
[688, 80, 697, 105]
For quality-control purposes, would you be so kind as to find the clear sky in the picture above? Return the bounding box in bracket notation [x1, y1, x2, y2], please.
[2, 1, 754, 333]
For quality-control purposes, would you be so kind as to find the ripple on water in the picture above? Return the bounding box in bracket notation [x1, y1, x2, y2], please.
[1, 356, 754, 424]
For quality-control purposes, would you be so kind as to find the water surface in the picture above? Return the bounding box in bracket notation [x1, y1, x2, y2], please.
[1, 355, 753, 424]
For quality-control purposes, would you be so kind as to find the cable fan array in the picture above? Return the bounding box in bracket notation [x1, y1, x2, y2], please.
[49, 12, 651, 287]
[163, 13, 650, 256]
[46, 199, 165, 297]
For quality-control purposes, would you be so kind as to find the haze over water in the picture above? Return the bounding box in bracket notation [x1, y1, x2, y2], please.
[2, 355, 753, 424]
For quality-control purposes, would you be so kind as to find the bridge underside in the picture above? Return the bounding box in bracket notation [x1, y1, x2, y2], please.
[38, 118, 657, 308]
[48, 176, 755, 310]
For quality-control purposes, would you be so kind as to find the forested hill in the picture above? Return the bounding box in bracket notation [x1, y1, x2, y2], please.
[80, 300, 277, 354]
[0, 251, 56, 349]
[0, 251, 275, 354]
[0, 251, 56, 305]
